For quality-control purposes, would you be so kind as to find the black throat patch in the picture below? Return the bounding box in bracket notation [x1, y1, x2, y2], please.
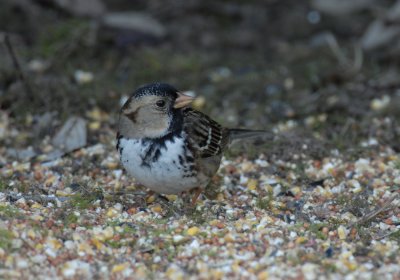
[140, 132, 180, 167]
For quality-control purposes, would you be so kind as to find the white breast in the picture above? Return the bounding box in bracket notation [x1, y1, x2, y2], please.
[118, 137, 201, 194]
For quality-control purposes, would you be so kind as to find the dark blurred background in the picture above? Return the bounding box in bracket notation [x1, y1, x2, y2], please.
[1, 0, 400, 159]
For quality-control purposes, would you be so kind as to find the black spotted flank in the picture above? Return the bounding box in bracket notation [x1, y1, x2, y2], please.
[116, 132, 124, 155]
[178, 155, 184, 166]
[116, 132, 123, 150]
[183, 169, 196, 178]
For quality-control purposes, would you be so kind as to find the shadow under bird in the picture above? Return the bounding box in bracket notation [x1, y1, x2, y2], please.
[117, 83, 272, 204]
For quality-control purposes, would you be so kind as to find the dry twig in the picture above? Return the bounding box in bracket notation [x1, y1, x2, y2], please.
[348, 194, 399, 228]
[1, 32, 34, 99]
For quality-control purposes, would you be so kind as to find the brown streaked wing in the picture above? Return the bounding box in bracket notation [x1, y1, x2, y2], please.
[182, 108, 229, 158]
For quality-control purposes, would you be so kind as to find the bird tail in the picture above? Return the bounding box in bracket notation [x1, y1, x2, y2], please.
[228, 128, 274, 145]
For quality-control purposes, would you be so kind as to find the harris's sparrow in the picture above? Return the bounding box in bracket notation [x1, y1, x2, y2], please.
[117, 83, 270, 203]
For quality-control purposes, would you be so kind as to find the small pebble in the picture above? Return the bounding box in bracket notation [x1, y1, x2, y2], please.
[187, 226, 200, 236]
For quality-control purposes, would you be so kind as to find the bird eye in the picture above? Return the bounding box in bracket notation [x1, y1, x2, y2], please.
[156, 100, 166, 108]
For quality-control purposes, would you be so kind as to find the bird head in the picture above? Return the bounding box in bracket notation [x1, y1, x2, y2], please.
[118, 83, 195, 139]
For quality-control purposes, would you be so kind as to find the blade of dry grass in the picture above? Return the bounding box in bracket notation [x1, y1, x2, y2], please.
[348, 194, 399, 228]
[1, 32, 34, 100]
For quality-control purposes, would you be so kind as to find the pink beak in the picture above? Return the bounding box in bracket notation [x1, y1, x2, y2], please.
[174, 91, 195, 109]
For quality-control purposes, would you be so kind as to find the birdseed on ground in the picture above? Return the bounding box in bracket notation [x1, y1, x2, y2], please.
[0, 117, 399, 279]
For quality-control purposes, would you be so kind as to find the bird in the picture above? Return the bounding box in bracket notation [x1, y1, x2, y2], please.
[117, 82, 271, 204]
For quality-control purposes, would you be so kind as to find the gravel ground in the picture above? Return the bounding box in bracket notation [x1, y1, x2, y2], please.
[0, 110, 399, 280]
[1, 1, 400, 279]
